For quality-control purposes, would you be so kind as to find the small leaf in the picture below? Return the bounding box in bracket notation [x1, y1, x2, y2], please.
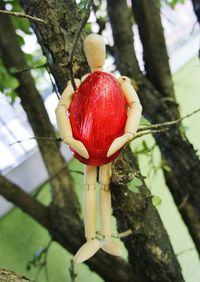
[140, 116, 150, 126]
[128, 177, 142, 193]
[131, 177, 143, 187]
[152, 196, 162, 207]
[128, 185, 139, 193]
[163, 164, 171, 172]
[179, 124, 188, 136]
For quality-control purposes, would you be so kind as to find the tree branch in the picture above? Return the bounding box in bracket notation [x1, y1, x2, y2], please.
[69, 260, 77, 282]
[0, 269, 32, 282]
[0, 175, 50, 228]
[138, 107, 200, 132]
[0, 9, 47, 24]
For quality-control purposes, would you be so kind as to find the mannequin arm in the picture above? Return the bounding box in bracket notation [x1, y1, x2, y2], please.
[55, 79, 89, 159]
[107, 76, 142, 157]
[121, 77, 142, 137]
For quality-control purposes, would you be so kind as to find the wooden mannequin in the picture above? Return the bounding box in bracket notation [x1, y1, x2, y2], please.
[55, 34, 142, 263]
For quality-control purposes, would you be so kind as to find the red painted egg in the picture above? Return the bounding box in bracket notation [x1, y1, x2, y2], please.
[69, 71, 127, 166]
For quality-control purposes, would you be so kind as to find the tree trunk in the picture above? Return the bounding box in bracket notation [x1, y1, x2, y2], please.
[132, 0, 178, 118]
[107, 0, 200, 255]
[111, 147, 184, 282]
[20, 0, 87, 92]
[0, 269, 32, 282]
[18, 0, 184, 281]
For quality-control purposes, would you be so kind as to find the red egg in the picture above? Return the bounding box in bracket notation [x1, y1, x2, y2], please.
[69, 71, 127, 166]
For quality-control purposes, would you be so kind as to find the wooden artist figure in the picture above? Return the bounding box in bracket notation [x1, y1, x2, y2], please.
[55, 34, 142, 263]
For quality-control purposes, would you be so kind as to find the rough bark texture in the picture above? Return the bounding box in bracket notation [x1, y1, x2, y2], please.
[0, 2, 133, 281]
[107, 0, 200, 255]
[111, 147, 184, 282]
[20, 0, 88, 92]
[0, 175, 50, 228]
[16, 0, 185, 281]
[0, 269, 32, 282]
[132, 0, 178, 118]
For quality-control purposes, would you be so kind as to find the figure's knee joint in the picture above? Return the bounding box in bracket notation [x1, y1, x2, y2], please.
[84, 184, 96, 191]
[100, 184, 110, 192]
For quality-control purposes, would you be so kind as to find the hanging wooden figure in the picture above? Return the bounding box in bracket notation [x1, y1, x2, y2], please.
[55, 34, 142, 263]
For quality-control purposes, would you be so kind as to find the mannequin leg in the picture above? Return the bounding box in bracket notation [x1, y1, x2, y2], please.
[74, 165, 100, 263]
[99, 163, 123, 256]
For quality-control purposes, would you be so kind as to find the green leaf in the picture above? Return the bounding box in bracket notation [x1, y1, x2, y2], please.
[152, 196, 162, 207]
[16, 33, 25, 47]
[128, 177, 143, 193]
[140, 116, 150, 126]
[163, 164, 171, 172]
[0, 63, 19, 95]
[165, 0, 185, 8]
[128, 185, 139, 193]
[6, 91, 17, 104]
[179, 124, 188, 136]
[131, 177, 143, 187]
[5, 0, 32, 35]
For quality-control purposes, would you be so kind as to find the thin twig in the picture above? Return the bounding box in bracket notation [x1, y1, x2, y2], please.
[27, 238, 53, 282]
[176, 247, 195, 257]
[69, 169, 84, 175]
[68, 0, 93, 90]
[96, 229, 133, 239]
[46, 66, 60, 100]
[9, 108, 200, 146]
[178, 193, 189, 209]
[9, 136, 61, 146]
[138, 107, 200, 132]
[33, 167, 83, 199]
[69, 260, 77, 282]
[0, 9, 47, 24]
[11, 63, 48, 74]
[33, 162, 68, 198]
[134, 128, 169, 140]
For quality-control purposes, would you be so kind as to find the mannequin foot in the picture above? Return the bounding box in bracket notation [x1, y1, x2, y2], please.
[74, 239, 101, 263]
[100, 239, 123, 256]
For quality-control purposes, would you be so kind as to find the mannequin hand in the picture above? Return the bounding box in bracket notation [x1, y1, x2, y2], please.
[107, 133, 133, 157]
[64, 137, 89, 159]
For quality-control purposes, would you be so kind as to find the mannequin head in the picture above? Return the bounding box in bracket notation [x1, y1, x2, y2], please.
[83, 34, 105, 72]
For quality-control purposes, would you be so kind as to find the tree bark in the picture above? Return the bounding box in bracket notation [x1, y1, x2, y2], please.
[0, 175, 50, 228]
[0, 269, 32, 282]
[111, 147, 184, 282]
[17, 0, 185, 281]
[107, 0, 200, 255]
[20, 0, 88, 92]
[132, 0, 178, 117]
